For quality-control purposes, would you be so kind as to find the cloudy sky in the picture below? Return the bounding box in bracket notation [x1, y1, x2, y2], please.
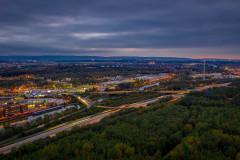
[0, 0, 240, 58]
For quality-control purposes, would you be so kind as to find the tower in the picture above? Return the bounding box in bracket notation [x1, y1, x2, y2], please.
[203, 60, 206, 80]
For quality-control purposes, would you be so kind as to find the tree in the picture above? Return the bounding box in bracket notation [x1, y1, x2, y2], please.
[82, 141, 94, 152]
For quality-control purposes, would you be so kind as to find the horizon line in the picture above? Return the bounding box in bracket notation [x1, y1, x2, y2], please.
[1, 55, 240, 60]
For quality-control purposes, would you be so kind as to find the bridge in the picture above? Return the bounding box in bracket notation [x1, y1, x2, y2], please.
[156, 90, 190, 94]
[91, 90, 189, 94]
[72, 95, 92, 108]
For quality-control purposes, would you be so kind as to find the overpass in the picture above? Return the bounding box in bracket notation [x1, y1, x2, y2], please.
[91, 90, 189, 94]
[96, 106, 119, 109]
[0, 83, 230, 154]
[72, 95, 92, 108]
[90, 91, 136, 94]
[156, 90, 190, 94]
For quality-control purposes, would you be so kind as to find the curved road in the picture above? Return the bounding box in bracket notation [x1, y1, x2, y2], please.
[0, 109, 119, 154]
[0, 83, 230, 154]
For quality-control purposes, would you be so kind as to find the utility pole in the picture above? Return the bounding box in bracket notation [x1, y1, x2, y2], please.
[203, 60, 206, 80]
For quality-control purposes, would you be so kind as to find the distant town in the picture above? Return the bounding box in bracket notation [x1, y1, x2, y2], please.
[0, 57, 239, 124]
[0, 56, 240, 158]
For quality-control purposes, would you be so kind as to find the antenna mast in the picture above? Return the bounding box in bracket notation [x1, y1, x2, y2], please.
[203, 60, 206, 80]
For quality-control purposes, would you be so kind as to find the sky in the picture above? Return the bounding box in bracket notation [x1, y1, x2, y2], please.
[0, 0, 240, 58]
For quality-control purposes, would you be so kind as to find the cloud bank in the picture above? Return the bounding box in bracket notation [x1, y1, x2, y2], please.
[0, 0, 240, 58]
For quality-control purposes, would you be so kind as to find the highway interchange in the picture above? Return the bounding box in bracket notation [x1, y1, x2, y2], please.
[0, 82, 230, 154]
[0, 94, 180, 154]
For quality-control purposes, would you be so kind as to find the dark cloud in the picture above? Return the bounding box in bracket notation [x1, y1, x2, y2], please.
[0, 0, 240, 58]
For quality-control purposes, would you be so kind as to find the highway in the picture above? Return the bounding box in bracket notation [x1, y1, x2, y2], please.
[91, 83, 231, 95]
[91, 90, 189, 95]
[96, 83, 231, 109]
[123, 94, 184, 108]
[97, 94, 184, 109]
[0, 94, 176, 154]
[0, 109, 120, 154]
[73, 95, 92, 108]
[0, 83, 230, 154]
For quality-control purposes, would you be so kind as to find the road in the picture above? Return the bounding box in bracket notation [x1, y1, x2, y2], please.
[91, 90, 189, 94]
[0, 83, 231, 154]
[0, 94, 177, 154]
[123, 94, 184, 108]
[96, 83, 231, 109]
[91, 83, 231, 95]
[97, 94, 184, 109]
[0, 109, 120, 154]
[73, 95, 92, 108]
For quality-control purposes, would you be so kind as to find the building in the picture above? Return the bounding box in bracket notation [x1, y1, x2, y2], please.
[0, 98, 65, 118]
[0, 102, 28, 118]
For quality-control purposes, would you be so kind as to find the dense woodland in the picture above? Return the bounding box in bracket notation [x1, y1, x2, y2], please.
[2, 81, 240, 159]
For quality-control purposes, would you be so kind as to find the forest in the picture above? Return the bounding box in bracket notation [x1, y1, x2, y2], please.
[2, 80, 240, 159]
